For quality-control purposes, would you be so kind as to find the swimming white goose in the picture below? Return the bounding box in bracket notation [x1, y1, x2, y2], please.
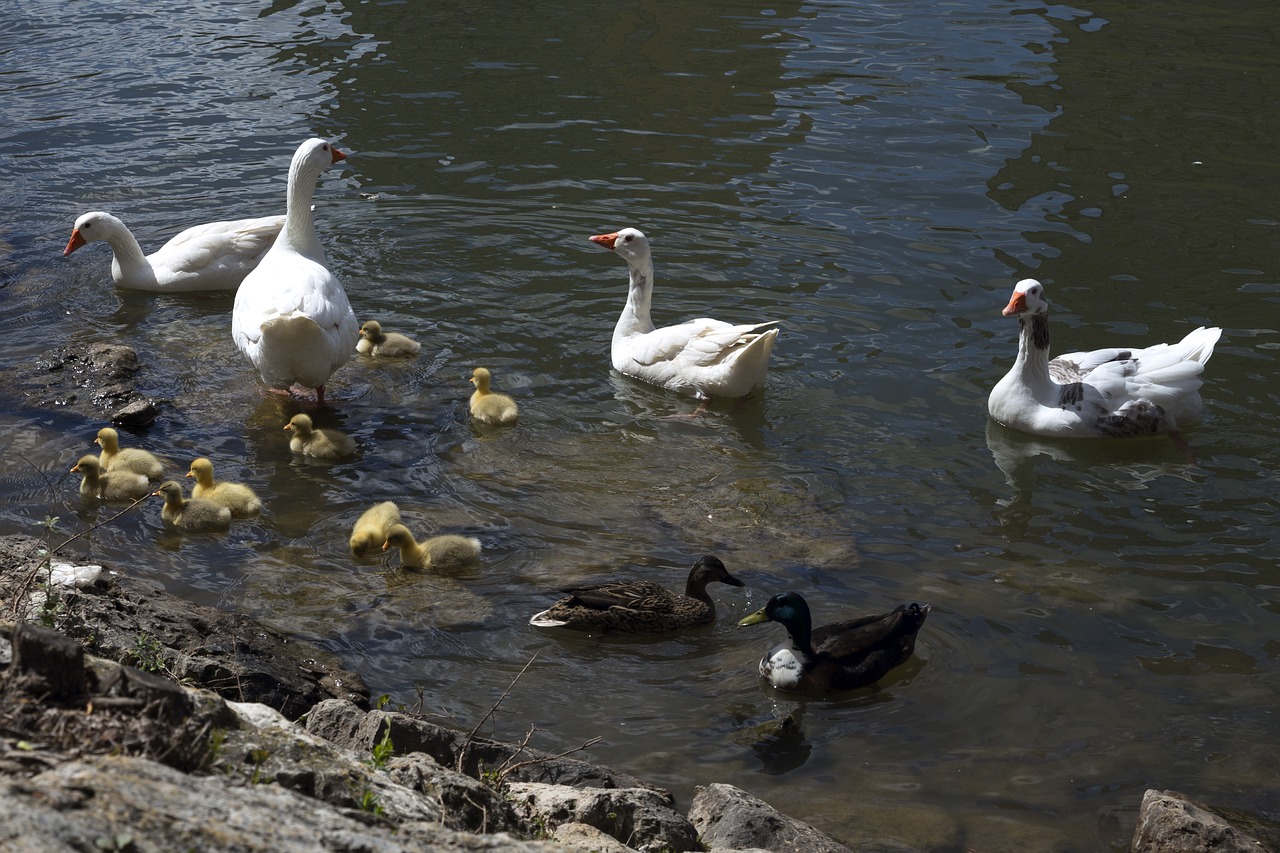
[589, 228, 780, 402]
[232, 138, 357, 405]
[987, 279, 1222, 442]
[63, 211, 284, 292]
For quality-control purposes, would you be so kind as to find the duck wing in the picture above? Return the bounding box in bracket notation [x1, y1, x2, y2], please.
[560, 580, 676, 614]
[811, 603, 929, 665]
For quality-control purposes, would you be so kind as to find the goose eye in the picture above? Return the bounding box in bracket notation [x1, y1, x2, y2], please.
[623, 234, 633, 243]
[82, 222, 92, 230]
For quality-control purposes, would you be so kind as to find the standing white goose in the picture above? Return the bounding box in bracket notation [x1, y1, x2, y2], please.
[63, 211, 284, 292]
[987, 278, 1221, 442]
[589, 228, 780, 402]
[232, 138, 356, 405]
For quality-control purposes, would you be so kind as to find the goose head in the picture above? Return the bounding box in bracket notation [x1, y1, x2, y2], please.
[64, 212, 125, 256]
[186, 457, 215, 485]
[1002, 278, 1050, 317]
[284, 413, 314, 437]
[358, 320, 384, 343]
[293, 138, 347, 179]
[70, 455, 103, 479]
[94, 427, 121, 452]
[382, 523, 415, 552]
[151, 480, 185, 504]
[469, 367, 492, 393]
[590, 227, 650, 268]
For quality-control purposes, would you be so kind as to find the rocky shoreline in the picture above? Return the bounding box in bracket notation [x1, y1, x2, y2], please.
[0, 532, 1274, 852]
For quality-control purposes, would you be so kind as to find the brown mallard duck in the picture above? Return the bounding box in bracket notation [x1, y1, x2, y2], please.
[738, 592, 929, 694]
[529, 555, 744, 634]
[186, 458, 262, 517]
[469, 367, 519, 425]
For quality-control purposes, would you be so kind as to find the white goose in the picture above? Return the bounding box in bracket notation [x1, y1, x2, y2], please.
[988, 278, 1221, 442]
[232, 138, 357, 405]
[589, 228, 780, 402]
[63, 211, 285, 292]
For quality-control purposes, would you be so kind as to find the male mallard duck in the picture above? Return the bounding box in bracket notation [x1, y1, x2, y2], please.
[231, 139, 357, 405]
[284, 413, 355, 460]
[350, 501, 401, 557]
[589, 228, 780, 402]
[988, 279, 1221, 444]
[469, 367, 519, 425]
[186, 458, 262, 517]
[70, 455, 151, 501]
[382, 523, 481, 571]
[94, 427, 164, 480]
[529, 554, 744, 634]
[357, 320, 421, 358]
[738, 592, 929, 694]
[152, 481, 231, 531]
[63, 210, 284, 292]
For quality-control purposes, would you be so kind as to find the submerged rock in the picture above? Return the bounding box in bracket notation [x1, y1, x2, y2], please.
[27, 343, 162, 426]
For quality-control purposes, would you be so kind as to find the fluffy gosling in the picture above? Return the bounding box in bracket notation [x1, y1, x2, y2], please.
[469, 367, 519, 425]
[350, 501, 402, 557]
[382, 523, 481, 571]
[152, 481, 231, 531]
[357, 320, 421, 358]
[186, 458, 262, 517]
[95, 427, 164, 480]
[284, 414, 355, 460]
[71, 455, 151, 501]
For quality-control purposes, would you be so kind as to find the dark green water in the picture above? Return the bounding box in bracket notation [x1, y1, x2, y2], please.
[2, 1, 1278, 849]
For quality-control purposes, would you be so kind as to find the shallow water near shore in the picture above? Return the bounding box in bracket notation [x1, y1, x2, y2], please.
[3, 1, 1280, 850]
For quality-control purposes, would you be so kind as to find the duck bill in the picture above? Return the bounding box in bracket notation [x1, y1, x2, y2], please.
[724, 574, 746, 588]
[589, 232, 619, 250]
[738, 608, 770, 626]
[64, 229, 86, 256]
[1002, 292, 1027, 317]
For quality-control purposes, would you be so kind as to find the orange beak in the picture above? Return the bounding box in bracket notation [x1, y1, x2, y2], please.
[332, 146, 347, 164]
[64, 229, 86, 257]
[381, 540, 391, 552]
[590, 232, 619, 250]
[283, 424, 293, 431]
[1002, 291, 1027, 317]
[185, 471, 195, 479]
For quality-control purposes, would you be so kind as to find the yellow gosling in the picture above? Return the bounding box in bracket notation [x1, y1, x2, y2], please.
[94, 427, 164, 480]
[469, 367, 519, 425]
[357, 320, 421, 358]
[71, 455, 150, 501]
[382, 523, 481, 571]
[284, 414, 355, 460]
[186, 458, 262, 517]
[152, 481, 231, 531]
[350, 501, 402, 557]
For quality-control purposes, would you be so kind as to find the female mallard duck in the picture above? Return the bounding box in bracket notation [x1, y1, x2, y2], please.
[70, 455, 151, 502]
[738, 592, 929, 694]
[529, 554, 745, 634]
[988, 278, 1221, 443]
[63, 210, 284, 292]
[350, 501, 401, 557]
[589, 228, 780, 403]
[284, 413, 355, 460]
[186, 458, 262, 517]
[95, 427, 164, 480]
[231, 139, 357, 405]
[469, 367, 519, 425]
[382, 523, 481, 571]
[357, 320, 421, 358]
[152, 481, 231, 531]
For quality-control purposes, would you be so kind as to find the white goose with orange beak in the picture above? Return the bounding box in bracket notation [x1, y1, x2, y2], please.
[987, 278, 1221, 442]
[589, 227, 780, 403]
[232, 138, 357, 406]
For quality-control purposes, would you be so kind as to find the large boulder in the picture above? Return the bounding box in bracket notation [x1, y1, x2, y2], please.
[689, 782, 855, 853]
[1131, 789, 1273, 853]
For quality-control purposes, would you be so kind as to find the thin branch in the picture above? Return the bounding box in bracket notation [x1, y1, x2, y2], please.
[455, 652, 539, 773]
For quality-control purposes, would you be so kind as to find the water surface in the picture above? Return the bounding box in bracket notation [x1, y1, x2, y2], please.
[2, 1, 1279, 850]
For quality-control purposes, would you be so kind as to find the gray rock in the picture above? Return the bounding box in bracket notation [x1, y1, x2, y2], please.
[1131, 789, 1274, 853]
[10, 621, 85, 701]
[386, 752, 523, 835]
[0, 534, 369, 719]
[29, 343, 162, 426]
[553, 821, 638, 852]
[0, 755, 559, 853]
[505, 781, 700, 852]
[689, 782, 855, 853]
